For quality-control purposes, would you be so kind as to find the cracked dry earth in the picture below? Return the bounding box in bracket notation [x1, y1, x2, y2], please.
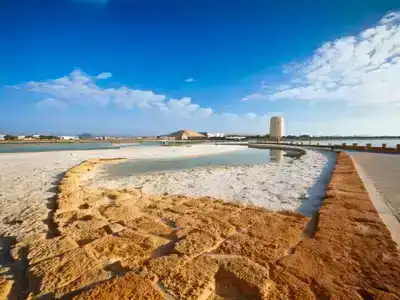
[2, 152, 400, 299]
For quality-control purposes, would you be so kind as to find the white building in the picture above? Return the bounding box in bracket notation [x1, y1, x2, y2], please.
[225, 136, 246, 140]
[32, 134, 41, 139]
[0, 134, 5, 140]
[59, 136, 79, 140]
[17, 136, 26, 140]
[206, 132, 225, 138]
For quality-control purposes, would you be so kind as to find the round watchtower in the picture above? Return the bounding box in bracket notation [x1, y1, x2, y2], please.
[269, 116, 285, 141]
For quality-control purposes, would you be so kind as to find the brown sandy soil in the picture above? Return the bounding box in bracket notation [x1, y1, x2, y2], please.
[0, 274, 13, 299]
[2, 153, 400, 299]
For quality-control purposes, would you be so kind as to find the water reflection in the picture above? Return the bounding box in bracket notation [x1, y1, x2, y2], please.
[106, 148, 287, 177]
[269, 149, 284, 163]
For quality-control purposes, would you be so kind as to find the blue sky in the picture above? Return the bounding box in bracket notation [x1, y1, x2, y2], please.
[1, 0, 400, 136]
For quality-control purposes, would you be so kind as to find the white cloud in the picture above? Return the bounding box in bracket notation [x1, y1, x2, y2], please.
[184, 77, 195, 83]
[12, 69, 278, 134]
[15, 69, 267, 131]
[35, 98, 68, 110]
[220, 113, 239, 119]
[96, 72, 112, 80]
[16, 69, 210, 116]
[288, 107, 400, 136]
[380, 11, 400, 25]
[244, 113, 257, 120]
[197, 108, 213, 118]
[167, 97, 192, 110]
[241, 93, 268, 102]
[24, 69, 111, 106]
[111, 87, 166, 109]
[243, 11, 400, 105]
[161, 97, 214, 118]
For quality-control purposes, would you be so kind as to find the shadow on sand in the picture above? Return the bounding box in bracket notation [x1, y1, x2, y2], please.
[43, 172, 66, 238]
[296, 150, 337, 238]
[0, 235, 29, 299]
[297, 150, 337, 217]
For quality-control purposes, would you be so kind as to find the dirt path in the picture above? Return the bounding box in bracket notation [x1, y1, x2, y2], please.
[2, 153, 400, 299]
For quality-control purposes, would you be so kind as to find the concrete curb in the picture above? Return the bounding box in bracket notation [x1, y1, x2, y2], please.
[351, 155, 400, 248]
[248, 143, 306, 156]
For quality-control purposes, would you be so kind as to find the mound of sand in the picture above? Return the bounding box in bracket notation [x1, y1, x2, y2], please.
[163, 129, 206, 140]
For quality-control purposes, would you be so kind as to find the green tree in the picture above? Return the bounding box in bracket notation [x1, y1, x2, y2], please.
[39, 135, 59, 140]
[78, 133, 93, 139]
[4, 135, 17, 140]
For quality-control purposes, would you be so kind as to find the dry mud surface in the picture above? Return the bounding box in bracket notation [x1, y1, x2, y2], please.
[2, 153, 400, 299]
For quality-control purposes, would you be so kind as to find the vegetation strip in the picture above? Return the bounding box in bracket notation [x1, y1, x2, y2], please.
[2, 153, 400, 299]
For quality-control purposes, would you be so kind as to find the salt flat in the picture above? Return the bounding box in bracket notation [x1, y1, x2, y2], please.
[0, 145, 245, 240]
[89, 150, 336, 216]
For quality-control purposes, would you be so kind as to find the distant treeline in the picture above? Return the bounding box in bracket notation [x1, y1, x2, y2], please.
[213, 135, 400, 140]
[3, 134, 399, 141]
[282, 135, 400, 140]
[3, 135, 60, 140]
[2, 133, 93, 140]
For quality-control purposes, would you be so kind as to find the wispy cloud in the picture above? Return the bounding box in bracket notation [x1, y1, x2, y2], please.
[14, 69, 270, 133]
[184, 77, 195, 83]
[35, 98, 68, 111]
[16, 69, 211, 117]
[243, 11, 400, 106]
[96, 72, 112, 80]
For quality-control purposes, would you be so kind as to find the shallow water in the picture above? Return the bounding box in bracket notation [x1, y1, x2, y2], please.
[117, 141, 162, 147]
[0, 142, 118, 153]
[105, 148, 287, 177]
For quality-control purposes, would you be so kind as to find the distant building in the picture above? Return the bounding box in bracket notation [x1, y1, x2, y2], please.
[95, 136, 108, 140]
[225, 136, 246, 140]
[204, 132, 225, 138]
[17, 135, 25, 140]
[0, 134, 5, 140]
[158, 135, 176, 140]
[59, 136, 79, 140]
[32, 134, 41, 139]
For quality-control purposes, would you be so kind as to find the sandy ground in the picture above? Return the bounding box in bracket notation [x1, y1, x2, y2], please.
[2, 153, 399, 300]
[2, 145, 400, 299]
[0, 145, 245, 240]
[90, 151, 335, 216]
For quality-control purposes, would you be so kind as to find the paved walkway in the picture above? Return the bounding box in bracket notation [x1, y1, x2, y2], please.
[351, 152, 400, 223]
